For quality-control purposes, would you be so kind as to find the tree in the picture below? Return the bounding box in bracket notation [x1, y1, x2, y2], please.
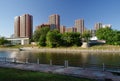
[39, 35, 46, 46]
[82, 30, 91, 42]
[33, 28, 41, 42]
[96, 27, 120, 45]
[46, 30, 62, 47]
[38, 27, 50, 46]
[33, 27, 50, 46]
[62, 32, 82, 46]
[0, 37, 10, 45]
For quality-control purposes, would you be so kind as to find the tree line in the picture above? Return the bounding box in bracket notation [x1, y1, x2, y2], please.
[0, 37, 10, 46]
[33, 27, 83, 47]
[33, 26, 120, 47]
[96, 27, 120, 45]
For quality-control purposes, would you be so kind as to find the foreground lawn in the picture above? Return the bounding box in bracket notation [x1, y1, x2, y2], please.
[0, 68, 96, 81]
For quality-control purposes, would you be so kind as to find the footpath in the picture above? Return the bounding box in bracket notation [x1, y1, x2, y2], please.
[0, 62, 119, 81]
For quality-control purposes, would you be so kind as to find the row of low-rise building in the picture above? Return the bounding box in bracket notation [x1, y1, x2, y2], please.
[7, 13, 111, 45]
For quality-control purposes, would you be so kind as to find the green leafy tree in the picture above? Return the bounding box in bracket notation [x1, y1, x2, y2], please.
[96, 27, 113, 44]
[96, 27, 120, 45]
[33, 27, 50, 46]
[38, 27, 50, 46]
[33, 28, 41, 42]
[0, 37, 10, 45]
[39, 35, 46, 46]
[46, 30, 62, 47]
[62, 32, 82, 46]
[82, 31, 91, 42]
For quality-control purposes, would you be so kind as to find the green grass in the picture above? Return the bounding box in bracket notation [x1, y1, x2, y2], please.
[0, 68, 96, 81]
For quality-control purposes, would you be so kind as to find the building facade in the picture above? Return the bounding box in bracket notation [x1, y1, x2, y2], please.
[65, 27, 77, 33]
[60, 25, 66, 33]
[102, 24, 112, 28]
[7, 37, 29, 45]
[94, 23, 102, 30]
[75, 19, 85, 34]
[14, 16, 20, 38]
[49, 14, 60, 31]
[14, 14, 33, 38]
[35, 24, 50, 31]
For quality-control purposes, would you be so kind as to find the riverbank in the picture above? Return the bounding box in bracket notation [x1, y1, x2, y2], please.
[1, 45, 120, 53]
[0, 62, 119, 81]
[0, 67, 95, 81]
[20, 46, 120, 53]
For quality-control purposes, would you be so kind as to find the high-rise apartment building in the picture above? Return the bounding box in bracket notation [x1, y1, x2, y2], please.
[14, 14, 33, 38]
[14, 16, 20, 37]
[65, 27, 77, 33]
[49, 14, 60, 31]
[75, 19, 85, 34]
[35, 24, 50, 31]
[94, 23, 102, 30]
[102, 24, 112, 28]
[60, 25, 66, 33]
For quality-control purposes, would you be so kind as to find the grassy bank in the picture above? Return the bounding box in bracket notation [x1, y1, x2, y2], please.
[1, 44, 120, 52]
[0, 68, 96, 81]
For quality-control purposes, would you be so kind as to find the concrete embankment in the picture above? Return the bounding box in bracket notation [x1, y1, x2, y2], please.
[20, 47, 120, 53]
[0, 48, 19, 51]
[1, 47, 120, 54]
[0, 62, 119, 81]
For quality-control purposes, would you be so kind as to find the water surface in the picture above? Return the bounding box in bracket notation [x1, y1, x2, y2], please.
[0, 50, 120, 67]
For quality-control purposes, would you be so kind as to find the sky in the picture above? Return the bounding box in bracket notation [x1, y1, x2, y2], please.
[1, 0, 120, 37]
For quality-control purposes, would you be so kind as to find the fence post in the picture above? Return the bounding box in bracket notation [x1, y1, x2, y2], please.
[25, 58, 28, 64]
[37, 58, 39, 64]
[5, 57, 6, 62]
[50, 60, 52, 66]
[64, 60, 68, 68]
[13, 58, 17, 63]
[103, 63, 105, 71]
[83, 64, 85, 70]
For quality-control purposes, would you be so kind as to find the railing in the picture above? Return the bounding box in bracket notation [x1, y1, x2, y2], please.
[0, 57, 120, 73]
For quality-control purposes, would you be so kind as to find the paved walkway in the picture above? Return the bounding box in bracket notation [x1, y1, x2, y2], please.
[0, 62, 119, 81]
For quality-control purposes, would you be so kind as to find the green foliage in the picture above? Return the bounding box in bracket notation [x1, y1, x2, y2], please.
[82, 31, 91, 42]
[38, 27, 50, 46]
[33, 26, 50, 42]
[39, 35, 46, 46]
[96, 27, 120, 45]
[33, 27, 50, 46]
[34, 28, 82, 47]
[0, 37, 10, 45]
[62, 32, 82, 46]
[33, 28, 41, 42]
[46, 30, 62, 47]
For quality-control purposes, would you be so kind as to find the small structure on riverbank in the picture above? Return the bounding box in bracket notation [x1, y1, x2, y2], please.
[7, 37, 29, 45]
[81, 42, 89, 48]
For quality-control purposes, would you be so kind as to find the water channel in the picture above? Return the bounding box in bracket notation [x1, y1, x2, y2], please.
[0, 50, 120, 67]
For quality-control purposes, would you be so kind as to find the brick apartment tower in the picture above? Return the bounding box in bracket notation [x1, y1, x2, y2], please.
[60, 25, 66, 33]
[94, 23, 102, 30]
[14, 16, 20, 37]
[75, 19, 85, 34]
[49, 14, 60, 31]
[14, 14, 33, 38]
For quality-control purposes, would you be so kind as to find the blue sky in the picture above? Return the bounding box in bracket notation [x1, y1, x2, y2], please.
[0, 0, 120, 37]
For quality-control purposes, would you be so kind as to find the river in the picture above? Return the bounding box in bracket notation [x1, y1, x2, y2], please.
[0, 50, 120, 67]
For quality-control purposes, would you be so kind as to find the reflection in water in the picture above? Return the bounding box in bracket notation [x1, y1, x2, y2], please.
[0, 51, 120, 66]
